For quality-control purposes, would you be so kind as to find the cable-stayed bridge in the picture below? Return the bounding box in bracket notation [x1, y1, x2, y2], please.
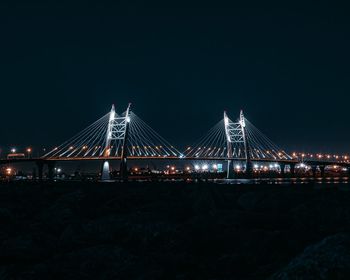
[1, 104, 349, 180]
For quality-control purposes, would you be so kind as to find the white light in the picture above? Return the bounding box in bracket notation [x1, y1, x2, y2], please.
[57, 168, 62, 173]
[11, 148, 16, 153]
[254, 164, 259, 169]
[126, 116, 131, 123]
[300, 163, 306, 168]
[194, 165, 200, 170]
[109, 111, 115, 121]
[235, 165, 241, 170]
[212, 164, 218, 170]
[202, 164, 209, 170]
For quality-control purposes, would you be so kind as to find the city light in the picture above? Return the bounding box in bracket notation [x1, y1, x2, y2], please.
[11, 148, 16, 153]
[194, 165, 200, 171]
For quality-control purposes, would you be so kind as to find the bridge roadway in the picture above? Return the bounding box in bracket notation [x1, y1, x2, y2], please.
[1, 156, 349, 180]
[0, 156, 349, 167]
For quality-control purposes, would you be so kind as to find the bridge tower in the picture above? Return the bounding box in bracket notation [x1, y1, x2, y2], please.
[224, 111, 234, 179]
[101, 103, 131, 181]
[240, 110, 253, 177]
[119, 103, 131, 181]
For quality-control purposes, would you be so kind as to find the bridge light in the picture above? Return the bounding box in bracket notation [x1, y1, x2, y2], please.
[126, 116, 131, 123]
[194, 165, 200, 171]
[202, 164, 209, 171]
[212, 164, 218, 170]
[11, 148, 16, 153]
[6, 168, 12, 175]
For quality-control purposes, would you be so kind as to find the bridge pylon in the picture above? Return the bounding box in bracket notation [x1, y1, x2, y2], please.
[101, 103, 131, 181]
[240, 110, 253, 178]
[224, 110, 253, 178]
[224, 111, 234, 179]
[119, 103, 131, 181]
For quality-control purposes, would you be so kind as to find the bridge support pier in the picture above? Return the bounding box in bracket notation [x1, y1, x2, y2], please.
[280, 163, 286, 177]
[120, 158, 128, 182]
[319, 165, 326, 178]
[245, 161, 253, 179]
[227, 160, 234, 179]
[47, 161, 56, 181]
[311, 166, 318, 178]
[36, 161, 44, 181]
[289, 163, 296, 177]
[101, 161, 111, 181]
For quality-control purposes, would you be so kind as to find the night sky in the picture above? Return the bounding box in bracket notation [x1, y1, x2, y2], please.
[0, 1, 349, 154]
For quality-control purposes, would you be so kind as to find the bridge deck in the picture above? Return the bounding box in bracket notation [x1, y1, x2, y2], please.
[0, 157, 349, 167]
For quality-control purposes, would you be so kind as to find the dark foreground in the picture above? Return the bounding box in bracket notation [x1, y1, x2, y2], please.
[1, 181, 350, 279]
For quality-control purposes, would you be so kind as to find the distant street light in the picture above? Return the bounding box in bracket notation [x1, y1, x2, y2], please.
[26, 148, 32, 158]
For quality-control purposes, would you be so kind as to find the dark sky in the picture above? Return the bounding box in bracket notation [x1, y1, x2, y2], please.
[0, 1, 349, 154]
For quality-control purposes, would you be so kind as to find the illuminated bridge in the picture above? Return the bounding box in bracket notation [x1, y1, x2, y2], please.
[1, 104, 349, 180]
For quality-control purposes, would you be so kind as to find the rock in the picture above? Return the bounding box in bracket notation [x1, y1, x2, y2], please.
[270, 234, 350, 279]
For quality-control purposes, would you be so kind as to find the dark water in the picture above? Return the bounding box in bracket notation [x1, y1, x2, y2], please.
[215, 177, 350, 185]
[1, 180, 350, 279]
